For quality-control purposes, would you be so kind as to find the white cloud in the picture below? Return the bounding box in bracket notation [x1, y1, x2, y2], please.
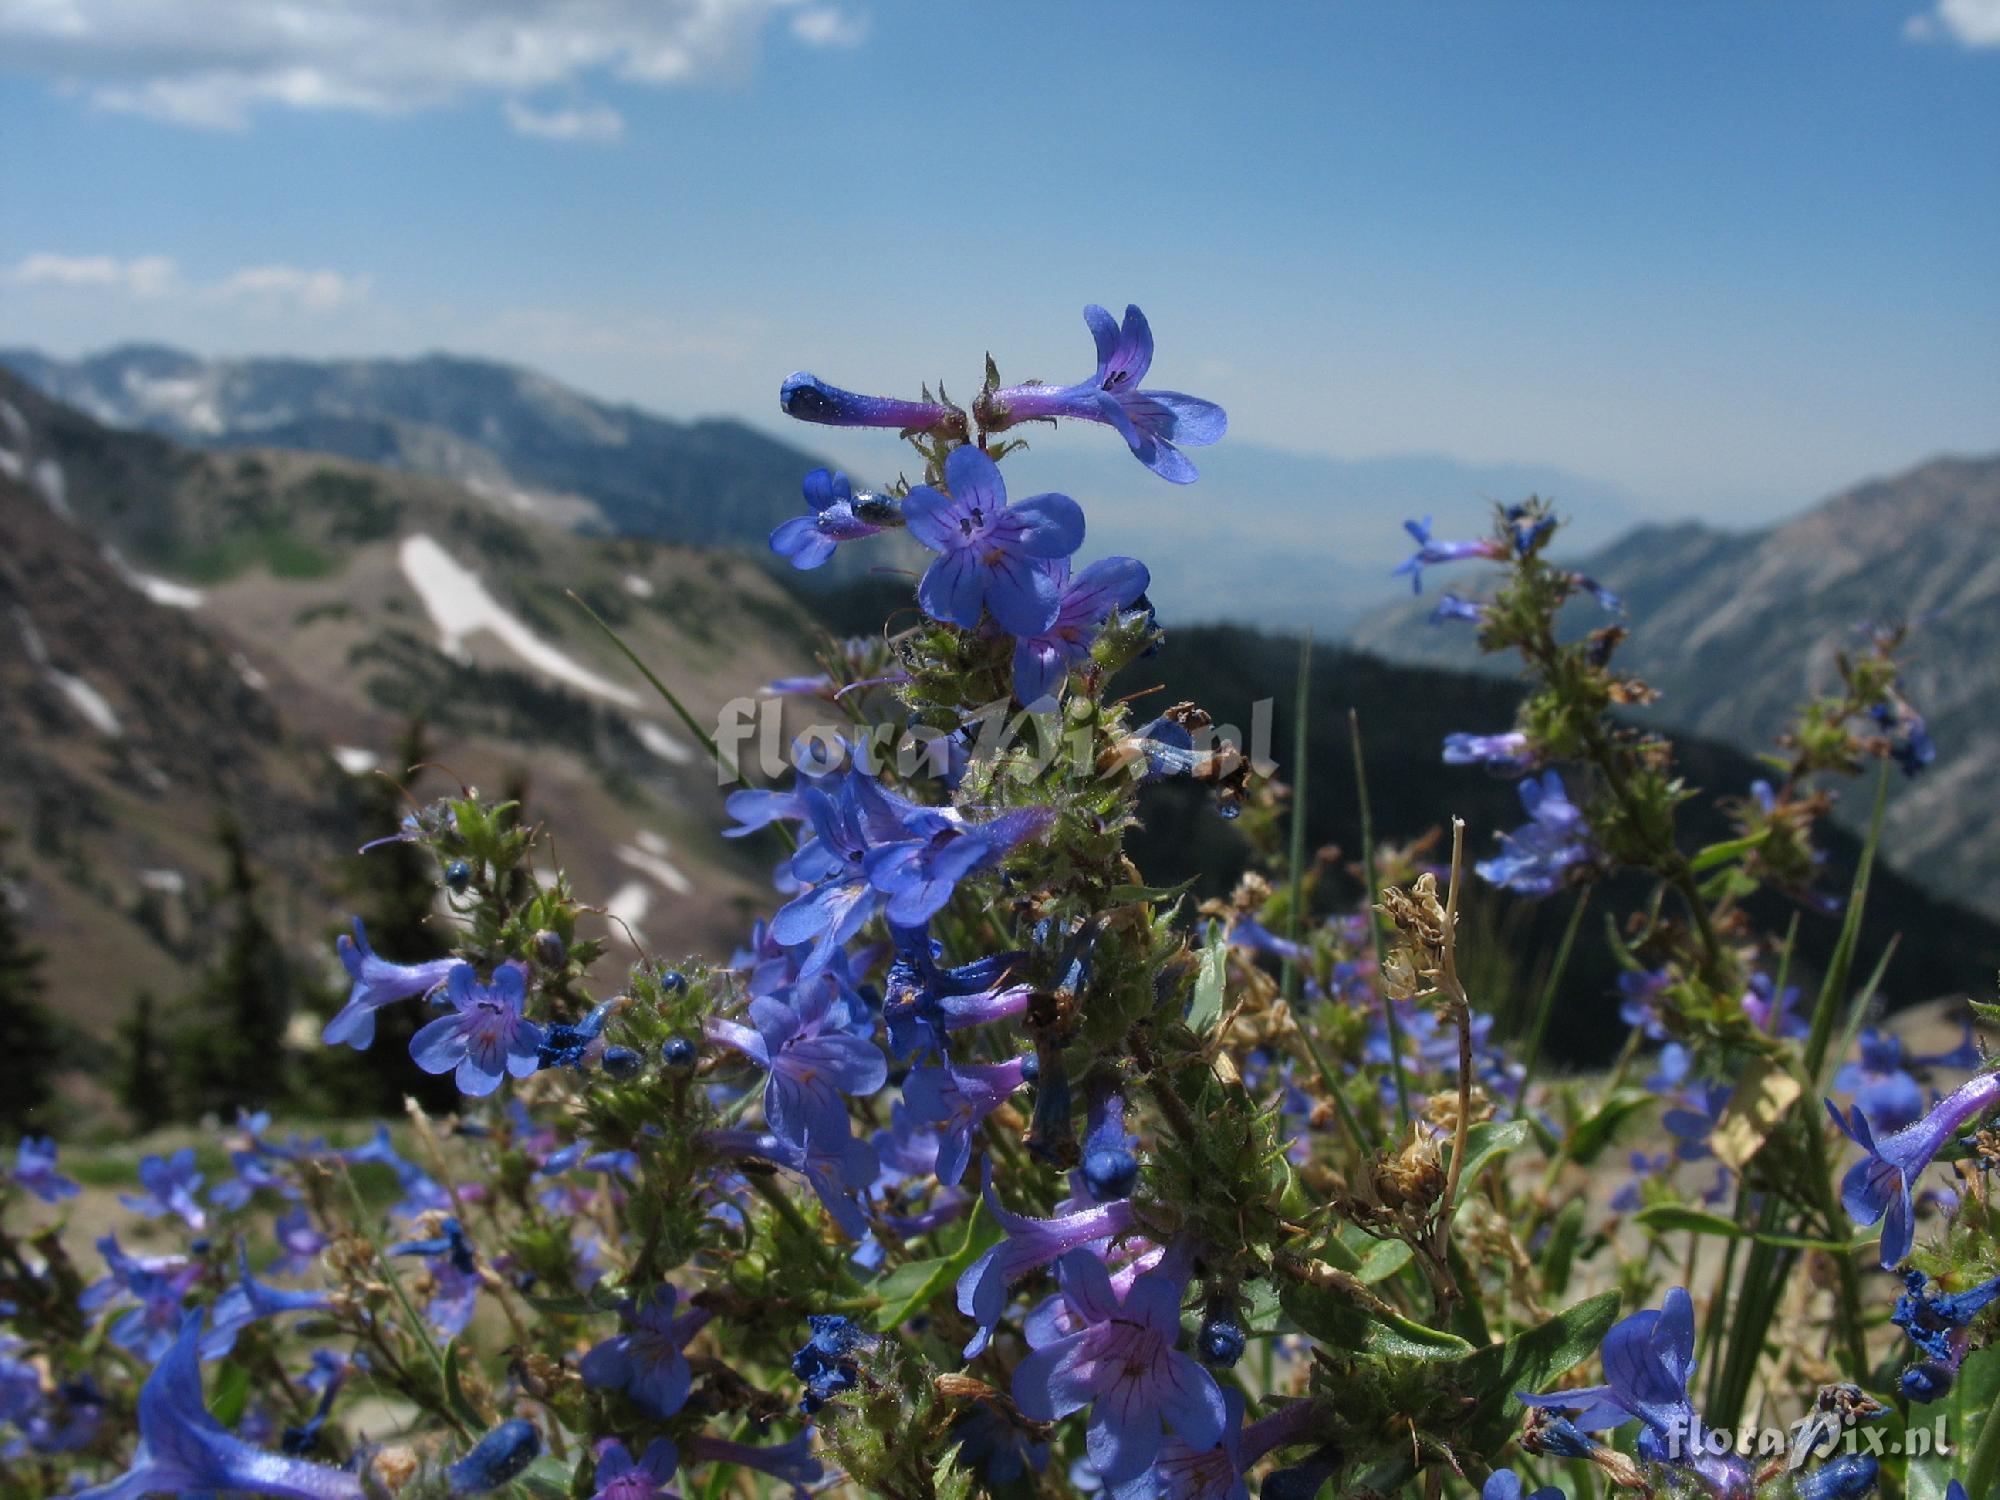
[13, 252, 179, 297]
[0, 0, 870, 131]
[1905, 0, 2000, 46]
[504, 98, 626, 143]
[6, 253, 369, 314]
[790, 6, 868, 49]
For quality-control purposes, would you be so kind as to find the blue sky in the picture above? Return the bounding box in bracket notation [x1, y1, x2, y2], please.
[2, 0, 1996, 524]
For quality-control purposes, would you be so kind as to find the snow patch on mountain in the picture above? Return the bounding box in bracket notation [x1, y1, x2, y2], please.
[398, 532, 641, 708]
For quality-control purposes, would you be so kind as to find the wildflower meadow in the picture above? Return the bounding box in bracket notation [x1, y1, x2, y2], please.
[4, 304, 1995, 1500]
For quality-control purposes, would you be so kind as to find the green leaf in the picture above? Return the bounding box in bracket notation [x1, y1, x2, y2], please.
[1364, 1307, 1474, 1360]
[1449, 1290, 1622, 1455]
[1354, 1238, 1414, 1285]
[869, 1199, 998, 1333]
[1562, 1088, 1656, 1166]
[1632, 1203, 1863, 1253]
[209, 1362, 251, 1429]
[1107, 877, 1198, 907]
[1688, 827, 1771, 873]
[1452, 1118, 1530, 1190]
[514, 1455, 580, 1498]
[1187, 928, 1228, 1034]
[1541, 1197, 1586, 1298]
[442, 1339, 486, 1431]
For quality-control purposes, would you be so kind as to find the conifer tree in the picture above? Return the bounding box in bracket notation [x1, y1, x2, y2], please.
[172, 818, 294, 1117]
[0, 827, 61, 1135]
[117, 991, 173, 1133]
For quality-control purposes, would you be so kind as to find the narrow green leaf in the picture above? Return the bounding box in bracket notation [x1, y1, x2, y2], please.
[1450, 1291, 1622, 1453]
[1561, 1088, 1655, 1167]
[442, 1339, 487, 1431]
[1633, 1203, 1864, 1253]
[1188, 926, 1227, 1034]
[1688, 828, 1771, 873]
[870, 1199, 997, 1332]
[1452, 1118, 1530, 1190]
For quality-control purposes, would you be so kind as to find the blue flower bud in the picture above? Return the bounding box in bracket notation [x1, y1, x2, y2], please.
[1081, 1146, 1138, 1202]
[189, 1237, 212, 1256]
[446, 1419, 540, 1494]
[1901, 1359, 1955, 1403]
[659, 967, 688, 993]
[601, 1046, 643, 1080]
[1795, 1455, 1879, 1500]
[533, 929, 565, 967]
[1197, 1316, 1246, 1367]
[1019, 1052, 1040, 1084]
[660, 1036, 697, 1069]
[444, 859, 474, 892]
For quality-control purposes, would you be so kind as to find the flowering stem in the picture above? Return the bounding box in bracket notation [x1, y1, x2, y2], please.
[1280, 632, 1311, 1007]
[1433, 819, 1474, 1314]
[1513, 887, 1589, 1115]
[1351, 708, 1411, 1127]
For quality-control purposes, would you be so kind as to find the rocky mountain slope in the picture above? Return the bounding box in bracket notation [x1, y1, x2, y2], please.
[0, 368, 823, 1052]
[0, 343, 831, 549]
[1346, 454, 2000, 916]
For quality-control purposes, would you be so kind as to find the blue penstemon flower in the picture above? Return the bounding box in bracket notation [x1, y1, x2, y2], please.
[1010, 555, 1151, 708]
[769, 467, 900, 571]
[1011, 1248, 1225, 1486]
[779, 372, 968, 439]
[1475, 771, 1593, 896]
[323, 916, 458, 1049]
[902, 443, 1086, 635]
[409, 961, 545, 1096]
[975, 304, 1227, 483]
[1828, 1069, 2000, 1267]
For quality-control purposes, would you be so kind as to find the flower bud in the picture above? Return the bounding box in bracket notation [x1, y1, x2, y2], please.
[1081, 1146, 1138, 1202]
[660, 1036, 697, 1069]
[446, 1419, 540, 1494]
[533, 930, 565, 967]
[1794, 1455, 1879, 1500]
[1197, 1316, 1246, 1367]
[600, 1046, 643, 1081]
[443, 859, 473, 892]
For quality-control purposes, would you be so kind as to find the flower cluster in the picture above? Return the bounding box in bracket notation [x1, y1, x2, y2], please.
[3, 305, 1993, 1500]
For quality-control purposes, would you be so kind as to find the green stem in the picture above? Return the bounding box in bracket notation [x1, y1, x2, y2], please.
[1350, 708, 1411, 1127]
[1514, 888, 1589, 1113]
[1280, 632, 1312, 1006]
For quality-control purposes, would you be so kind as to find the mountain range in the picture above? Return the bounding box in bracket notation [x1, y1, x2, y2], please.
[1, 344, 1992, 1118]
[1348, 454, 2000, 918]
[0, 344, 1653, 634]
[0, 365, 819, 1069]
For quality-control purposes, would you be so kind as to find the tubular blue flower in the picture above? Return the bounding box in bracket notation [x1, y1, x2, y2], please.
[770, 768, 948, 975]
[74, 1310, 361, 1500]
[769, 468, 900, 571]
[199, 1247, 337, 1360]
[1480, 1474, 1564, 1500]
[1835, 1025, 1979, 1134]
[388, 1217, 482, 1337]
[686, 1430, 824, 1496]
[341, 1126, 450, 1220]
[86, 1235, 202, 1363]
[702, 1125, 879, 1239]
[902, 444, 1085, 635]
[881, 928, 1029, 1060]
[9, 1135, 78, 1203]
[864, 805, 1058, 929]
[1080, 1090, 1139, 1204]
[1795, 1456, 1879, 1500]
[1011, 556, 1152, 707]
[1011, 1250, 1225, 1486]
[447, 1420, 541, 1495]
[410, 962, 545, 1097]
[780, 371, 967, 440]
[1892, 1267, 2000, 1368]
[323, 917, 458, 1049]
[791, 1313, 876, 1414]
[957, 1173, 1140, 1357]
[1475, 772, 1592, 897]
[590, 1437, 679, 1500]
[534, 998, 617, 1071]
[1443, 731, 1534, 774]
[1391, 517, 1506, 593]
[1827, 1071, 2000, 1267]
[975, 305, 1227, 484]
[1568, 573, 1623, 614]
[1871, 698, 1936, 777]
[1520, 1287, 1749, 1499]
[272, 1209, 325, 1277]
[210, 1149, 301, 1212]
[580, 1287, 712, 1418]
[704, 984, 887, 1151]
[120, 1148, 208, 1231]
[1742, 971, 1808, 1040]
[1429, 593, 1488, 626]
[902, 1057, 1028, 1187]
